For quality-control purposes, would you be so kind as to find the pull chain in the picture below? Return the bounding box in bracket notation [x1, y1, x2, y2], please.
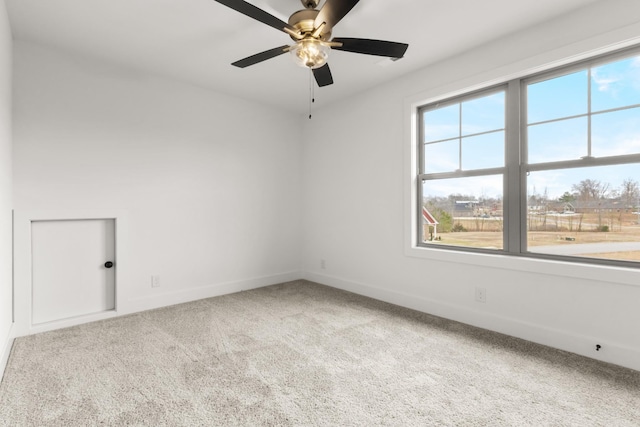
[308, 69, 315, 119]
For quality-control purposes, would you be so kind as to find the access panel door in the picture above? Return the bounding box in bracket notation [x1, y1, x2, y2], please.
[31, 219, 116, 324]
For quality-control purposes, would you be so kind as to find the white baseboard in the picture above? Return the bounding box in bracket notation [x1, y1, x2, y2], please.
[1, 323, 14, 382]
[124, 270, 304, 314]
[10, 270, 637, 373]
[15, 271, 304, 338]
[304, 271, 640, 373]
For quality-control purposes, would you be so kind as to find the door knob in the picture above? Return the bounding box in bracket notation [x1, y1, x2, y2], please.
[104, 261, 114, 268]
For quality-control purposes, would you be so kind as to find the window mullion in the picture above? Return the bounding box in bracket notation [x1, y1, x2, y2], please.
[417, 178, 424, 245]
[587, 68, 592, 158]
[458, 103, 463, 171]
[418, 110, 424, 175]
[505, 79, 523, 254]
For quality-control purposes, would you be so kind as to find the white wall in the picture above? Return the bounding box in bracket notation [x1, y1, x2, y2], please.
[8, 0, 640, 374]
[0, 0, 12, 375]
[303, 0, 640, 371]
[12, 41, 303, 331]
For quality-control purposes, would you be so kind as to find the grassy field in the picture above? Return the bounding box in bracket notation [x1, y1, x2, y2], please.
[426, 212, 640, 261]
[582, 251, 640, 261]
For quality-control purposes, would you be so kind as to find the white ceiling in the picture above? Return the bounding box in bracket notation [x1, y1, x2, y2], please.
[7, 0, 601, 112]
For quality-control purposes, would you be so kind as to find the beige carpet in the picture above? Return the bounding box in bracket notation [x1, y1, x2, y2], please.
[1, 280, 639, 426]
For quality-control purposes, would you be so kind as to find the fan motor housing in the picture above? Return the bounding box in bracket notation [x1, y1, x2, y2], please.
[288, 9, 330, 41]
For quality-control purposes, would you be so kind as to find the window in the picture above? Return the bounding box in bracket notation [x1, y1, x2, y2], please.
[417, 47, 640, 267]
[419, 89, 506, 249]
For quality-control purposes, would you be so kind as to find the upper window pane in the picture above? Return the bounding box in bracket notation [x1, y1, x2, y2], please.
[592, 107, 640, 157]
[591, 55, 640, 112]
[421, 89, 505, 173]
[423, 104, 459, 143]
[527, 70, 588, 124]
[423, 139, 459, 173]
[462, 132, 504, 169]
[461, 93, 505, 136]
[528, 117, 588, 163]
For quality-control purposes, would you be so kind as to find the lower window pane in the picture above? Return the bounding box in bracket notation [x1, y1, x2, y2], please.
[422, 175, 504, 250]
[527, 164, 640, 264]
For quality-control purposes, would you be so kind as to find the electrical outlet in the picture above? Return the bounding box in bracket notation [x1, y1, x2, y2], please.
[320, 259, 326, 269]
[151, 275, 160, 288]
[475, 287, 487, 303]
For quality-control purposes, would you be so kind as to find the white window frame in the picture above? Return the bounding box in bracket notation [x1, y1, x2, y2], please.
[404, 43, 640, 285]
[417, 84, 510, 252]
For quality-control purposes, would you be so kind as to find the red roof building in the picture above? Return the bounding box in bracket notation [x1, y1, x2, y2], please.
[422, 207, 439, 241]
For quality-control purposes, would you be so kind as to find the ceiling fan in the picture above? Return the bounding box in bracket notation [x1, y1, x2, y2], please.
[213, 0, 409, 87]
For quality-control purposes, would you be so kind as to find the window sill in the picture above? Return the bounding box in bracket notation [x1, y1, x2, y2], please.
[405, 244, 640, 288]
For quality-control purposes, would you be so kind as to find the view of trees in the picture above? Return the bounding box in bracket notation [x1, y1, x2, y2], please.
[424, 178, 640, 233]
[424, 194, 501, 233]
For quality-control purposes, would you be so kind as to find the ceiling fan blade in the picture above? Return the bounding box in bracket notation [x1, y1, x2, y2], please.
[331, 38, 409, 58]
[314, 0, 360, 30]
[232, 45, 289, 68]
[214, 0, 296, 34]
[313, 63, 333, 87]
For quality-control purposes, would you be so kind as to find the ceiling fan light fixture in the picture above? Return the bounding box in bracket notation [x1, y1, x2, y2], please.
[290, 39, 330, 69]
[214, 0, 409, 86]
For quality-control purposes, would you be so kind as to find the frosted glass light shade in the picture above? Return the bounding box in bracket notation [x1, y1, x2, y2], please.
[290, 39, 329, 69]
